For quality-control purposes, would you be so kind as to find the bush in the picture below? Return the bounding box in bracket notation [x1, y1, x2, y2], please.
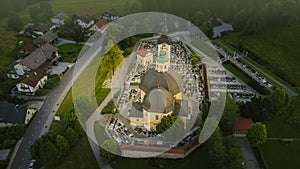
[101, 100, 117, 114]
[44, 74, 60, 89]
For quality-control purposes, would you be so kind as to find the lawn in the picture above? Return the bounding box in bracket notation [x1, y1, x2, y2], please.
[223, 62, 270, 95]
[58, 44, 83, 63]
[260, 113, 300, 169]
[112, 145, 211, 169]
[264, 114, 300, 138]
[261, 140, 300, 169]
[220, 25, 300, 91]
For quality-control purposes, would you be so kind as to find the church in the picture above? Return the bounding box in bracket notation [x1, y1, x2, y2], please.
[128, 35, 188, 131]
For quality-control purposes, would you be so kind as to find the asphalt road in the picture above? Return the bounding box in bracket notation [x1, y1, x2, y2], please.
[11, 66, 74, 169]
[11, 35, 104, 169]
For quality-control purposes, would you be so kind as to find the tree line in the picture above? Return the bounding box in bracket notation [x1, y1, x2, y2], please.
[139, 0, 300, 35]
[5, 0, 53, 31]
[30, 108, 84, 167]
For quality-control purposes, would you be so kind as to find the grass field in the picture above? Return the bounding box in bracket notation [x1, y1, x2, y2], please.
[50, 0, 139, 17]
[58, 44, 83, 63]
[220, 25, 300, 91]
[261, 140, 300, 169]
[264, 114, 300, 138]
[260, 113, 300, 169]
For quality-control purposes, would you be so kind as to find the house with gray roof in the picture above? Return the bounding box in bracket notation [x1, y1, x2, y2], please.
[33, 31, 58, 47]
[51, 12, 68, 27]
[0, 101, 36, 126]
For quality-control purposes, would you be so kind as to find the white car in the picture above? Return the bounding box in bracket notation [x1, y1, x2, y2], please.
[29, 159, 36, 169]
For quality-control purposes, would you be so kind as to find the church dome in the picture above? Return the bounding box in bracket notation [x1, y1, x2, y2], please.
[142, 88, 174, 113]
[157, 35, 171, 45]
[140, 69, 181, 95]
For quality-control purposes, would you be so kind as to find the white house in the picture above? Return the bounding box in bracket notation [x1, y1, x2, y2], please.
[16, 68, 48, 95]
[51, 12, 68, 27]
[89, 18, 108, 33]
[76, 15, 95, 29]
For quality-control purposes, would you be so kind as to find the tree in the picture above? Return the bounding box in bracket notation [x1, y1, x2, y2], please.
[7, 11, 22, 31]
[103, 45, 124, 75]
[265, 88, 289, 115]
[220, 96, 240, 135]
[223, 136, 245, 169]
[156, 115, 179, 133]
[100, 140, 118, 161]
[65, 127, 79, 147]
[101, 100, 117, 114]
[55, 135, 70, 160]
[39, 141, 59, 167]
[287, 96, 300, 128]
[156, 115, 185, 139]
[246, 122, 267, 147]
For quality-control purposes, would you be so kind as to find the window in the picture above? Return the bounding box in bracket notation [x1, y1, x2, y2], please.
[155, 115, 159, 120]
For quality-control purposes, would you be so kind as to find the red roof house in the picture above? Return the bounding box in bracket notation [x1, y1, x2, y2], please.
[234, 117, 254, 131]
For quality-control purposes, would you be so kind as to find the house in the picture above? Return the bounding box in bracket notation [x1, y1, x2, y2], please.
[15, 65, 50, 95]
[89, 18, 108, 32]
[18, 23, 34, 36]
[102, 9, 119, 21]
[51, 12, 68, 27]
[19, 43, 38, 55]
[136, 48, 153, 66]
[33, 31, 58, 47]
[234, 117, 254, 132]
[32, 22, 55, 36]
[20, 44, 58, 70]
[0, 101, 37, 126]
[9, 44, 58, 79]
[76, 15, 95, 29]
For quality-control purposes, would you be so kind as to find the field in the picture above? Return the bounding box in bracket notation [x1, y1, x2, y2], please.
[260, 114, 300, 169]
[220, 25, 300, 91]
[50, 0, 139, 17]
[261, 140, 300, 169]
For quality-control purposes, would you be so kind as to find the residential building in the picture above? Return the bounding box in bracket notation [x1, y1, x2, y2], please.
[15, 65, 49, 95]
[0, 101, 37, 126]
[33, 31, 58, 47]
[136, 48, 153, 66]
[76, 15, 95, 29]
[51, 12, 68, 27]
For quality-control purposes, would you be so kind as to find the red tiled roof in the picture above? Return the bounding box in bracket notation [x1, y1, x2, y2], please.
[136, 48, 150, 57]
[234, 118, 254, 131]
[95, 18, 108, 29]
